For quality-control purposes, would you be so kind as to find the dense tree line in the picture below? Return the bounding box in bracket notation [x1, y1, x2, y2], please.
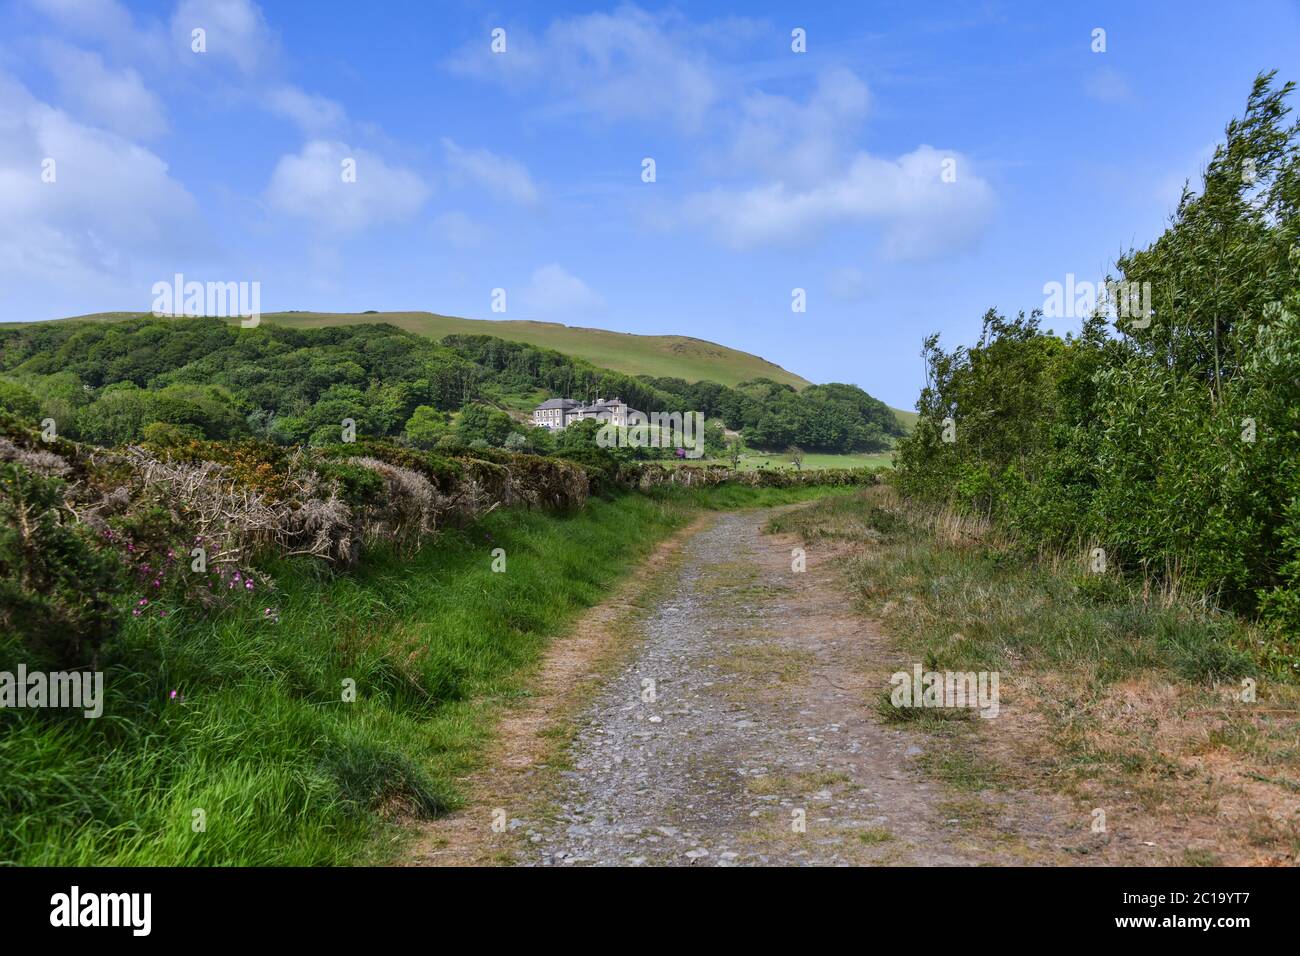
[0, 319, 899, 455]
[444, 335, 902, 452]
[895, 73, 1300, 634]
[0, 319, 479, 447]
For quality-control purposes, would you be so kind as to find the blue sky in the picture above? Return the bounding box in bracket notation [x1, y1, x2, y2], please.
[1, 1, 1298, 408]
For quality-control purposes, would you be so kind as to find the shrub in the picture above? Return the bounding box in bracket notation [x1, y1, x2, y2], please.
[0, 463, 125, 667]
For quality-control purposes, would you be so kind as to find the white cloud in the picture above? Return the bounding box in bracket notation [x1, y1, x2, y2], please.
[26, 0, 168, 61]
[681, 145, 995, 260]
[441, 138, 539, 205]
[265, 140, 430, 234]
[727, 68, 870, 185]
[449, 6, 719, 130]
[451, 11, 999, 260]
[266, 85, 346, 134]
[39, 41, 167, 140]
[519, 264, 605, 315]
[170, 0, 278, 77]
[0, 72, 199, 283]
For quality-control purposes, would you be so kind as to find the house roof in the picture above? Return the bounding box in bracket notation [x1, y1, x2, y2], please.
[535, 398, 580, 410]
[576, 402, 644, 416]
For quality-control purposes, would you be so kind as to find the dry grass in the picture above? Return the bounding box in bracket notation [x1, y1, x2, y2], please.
[773, 483, 1300, 865]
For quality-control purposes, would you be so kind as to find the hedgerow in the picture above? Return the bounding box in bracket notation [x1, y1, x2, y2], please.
[894, 73, 1300, 642]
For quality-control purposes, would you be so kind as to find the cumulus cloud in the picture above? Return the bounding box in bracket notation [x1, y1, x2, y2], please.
[450, 7, 998, 259]
[39, 40, 167, 140]
[170, 0, 278, 76]
[519, 264, 605, 315]
[441, 138, 539, 205]
[265, 140, 430, 234]
[681, 145, 995, 260]
[25, 0, 168, 61]
[448, 6, 719, 130]
[0, 72, 199, 282]
[265, 85, 346, 134]
[727, 68, 870, 185]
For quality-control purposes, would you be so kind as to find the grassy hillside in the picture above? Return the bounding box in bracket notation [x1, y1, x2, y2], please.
[256, 311, 809, 390]
[40, 310, 916, 431]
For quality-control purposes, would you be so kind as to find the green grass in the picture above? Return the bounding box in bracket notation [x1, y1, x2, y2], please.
[767, 487, 1300, 861]
[44, 310, 916, 430]
[678, 450, 895, 472]
[0, 483, 847, 865]
[772, 488, 1265, 684]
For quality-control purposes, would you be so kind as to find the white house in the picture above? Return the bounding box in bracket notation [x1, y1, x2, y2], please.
[532, 396, 640, 430]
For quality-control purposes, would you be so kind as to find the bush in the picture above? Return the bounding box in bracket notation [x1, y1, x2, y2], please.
[0, 463, 125, 667]
[895, 73, 1300, 635]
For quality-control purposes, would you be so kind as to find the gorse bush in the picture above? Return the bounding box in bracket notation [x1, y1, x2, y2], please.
[0, 462, 124, 668]
[895, 73, 1300, 633]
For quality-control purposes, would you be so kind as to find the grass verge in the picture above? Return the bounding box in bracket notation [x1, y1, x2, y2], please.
[0, 483, 847, 865]
[768, 485, 1300, 865]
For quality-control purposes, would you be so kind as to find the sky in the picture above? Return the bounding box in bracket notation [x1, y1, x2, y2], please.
[1, 0, 1298, 409]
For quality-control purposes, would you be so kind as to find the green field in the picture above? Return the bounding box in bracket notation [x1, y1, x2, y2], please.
[679, 450, 894, 471]
[40, 310, 916, 431]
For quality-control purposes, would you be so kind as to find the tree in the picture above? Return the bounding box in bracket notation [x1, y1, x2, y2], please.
[454, 403, 514, 446]
[0, 380, 39, 422]
[787, 445, 805, 471]
[725, 435, 745, 471]
[404, 405, 449, 449]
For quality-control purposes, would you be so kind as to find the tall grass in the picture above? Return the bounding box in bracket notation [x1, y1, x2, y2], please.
[768, 487, 1281, 685]
[0, 484, 841, 865]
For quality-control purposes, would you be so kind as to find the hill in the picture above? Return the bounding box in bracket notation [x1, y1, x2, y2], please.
[38, 310, 914, 430]
[262, 311, 812, 390]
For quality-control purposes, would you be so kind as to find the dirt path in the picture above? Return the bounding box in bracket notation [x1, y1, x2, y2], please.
[407, 504, 1086, 866]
